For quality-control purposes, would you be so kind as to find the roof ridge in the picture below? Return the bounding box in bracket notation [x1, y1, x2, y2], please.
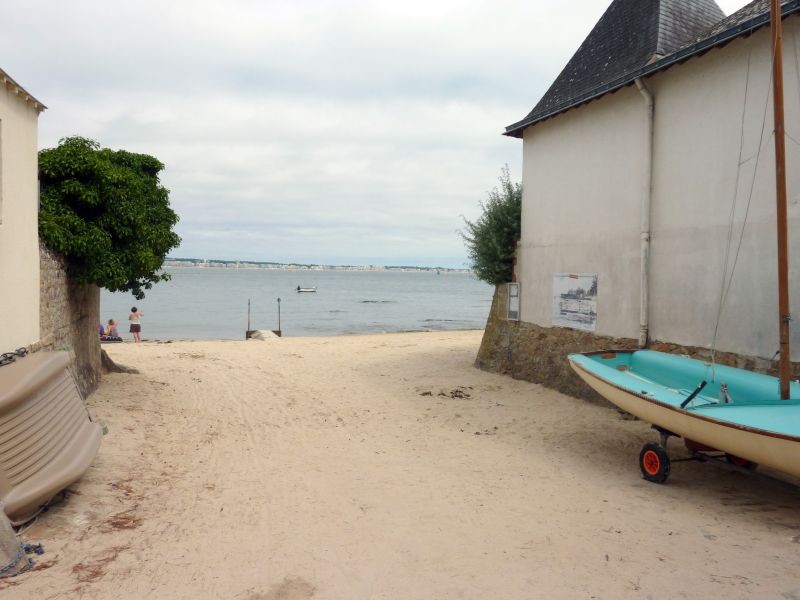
[506, 0, 726, 137]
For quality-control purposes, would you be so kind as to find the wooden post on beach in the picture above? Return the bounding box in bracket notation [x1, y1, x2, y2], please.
[273, 297, 282, 337]
[245, 299, 255, 339]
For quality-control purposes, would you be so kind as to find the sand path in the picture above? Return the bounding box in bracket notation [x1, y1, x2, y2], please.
[7, 331, 800, 599]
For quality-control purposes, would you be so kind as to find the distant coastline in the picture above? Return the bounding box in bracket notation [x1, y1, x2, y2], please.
[164, 257, 472, 273]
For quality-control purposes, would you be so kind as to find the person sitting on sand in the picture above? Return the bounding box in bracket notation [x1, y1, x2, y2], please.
[106, 319, 120, 338]
[100, 319, 123, 342]
[129, 307, 144, 342]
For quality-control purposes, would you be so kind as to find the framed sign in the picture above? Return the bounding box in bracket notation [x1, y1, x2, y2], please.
[552, 273, 597, 331]
[507, 282, 519, 320]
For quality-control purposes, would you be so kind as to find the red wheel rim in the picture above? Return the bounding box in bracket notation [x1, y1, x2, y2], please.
[643, 450, 661, 475]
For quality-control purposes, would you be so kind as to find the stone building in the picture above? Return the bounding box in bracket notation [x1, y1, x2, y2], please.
[480, 0, 800, 400]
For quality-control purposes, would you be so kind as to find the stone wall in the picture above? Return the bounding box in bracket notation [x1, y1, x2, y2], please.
[476, 285, 800, 405]
[38, 243, 102, 397]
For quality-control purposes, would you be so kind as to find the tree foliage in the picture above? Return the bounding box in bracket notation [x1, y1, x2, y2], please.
[461, 166, 522, 286]
[39, 136, 181, 299]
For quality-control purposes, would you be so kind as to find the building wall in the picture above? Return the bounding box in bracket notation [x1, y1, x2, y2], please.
[648, 21, 800, 360]
[519, 84, 645, 338]
[0, 82, 40, 351]
[478, 285, 800, 400]
[39, 243, 102, 397]
[517, 18, 800, 362]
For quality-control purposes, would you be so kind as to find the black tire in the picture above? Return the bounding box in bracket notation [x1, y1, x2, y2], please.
[639, 442, 671, 483]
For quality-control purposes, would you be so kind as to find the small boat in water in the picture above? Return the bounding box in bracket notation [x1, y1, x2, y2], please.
[569, 350, 800, 481]
[296, 286, 317, 293]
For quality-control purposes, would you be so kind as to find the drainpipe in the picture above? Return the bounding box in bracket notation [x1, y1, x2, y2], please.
[635, 78, 654, 348]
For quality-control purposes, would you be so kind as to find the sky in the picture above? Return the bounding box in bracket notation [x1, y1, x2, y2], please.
[1, 0, 751, 268]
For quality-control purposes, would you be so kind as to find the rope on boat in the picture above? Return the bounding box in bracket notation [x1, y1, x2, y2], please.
[0, 542, 44, 579]
[0, 348, 29, 369]
[709, 36, 774, 381]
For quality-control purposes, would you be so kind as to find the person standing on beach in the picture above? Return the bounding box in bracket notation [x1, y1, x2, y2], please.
[129, 307, 144, 342]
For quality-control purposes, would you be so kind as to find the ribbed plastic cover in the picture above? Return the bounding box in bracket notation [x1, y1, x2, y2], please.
[0, 352, 102, 523]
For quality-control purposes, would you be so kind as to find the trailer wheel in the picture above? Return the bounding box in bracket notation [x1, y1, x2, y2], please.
[639, 443, 671, 483]
[725, 453, 758, 471]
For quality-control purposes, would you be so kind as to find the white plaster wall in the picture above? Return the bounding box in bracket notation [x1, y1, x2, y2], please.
[519, 85, 646, 338]
[648, 21, 800, 361]
[0, 84, 40, 351]
[517, 17, 800, 361]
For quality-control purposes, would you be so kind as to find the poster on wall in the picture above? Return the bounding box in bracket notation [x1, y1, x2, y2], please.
[552, 273, 597, 331]
[507, 282, 519, 320]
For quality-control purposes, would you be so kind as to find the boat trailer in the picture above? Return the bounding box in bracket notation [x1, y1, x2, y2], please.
[639, 425, 758, 484]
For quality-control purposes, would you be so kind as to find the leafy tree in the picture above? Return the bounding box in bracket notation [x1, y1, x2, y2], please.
[39, 136, 181, 299]
[461, 166, 522, 285]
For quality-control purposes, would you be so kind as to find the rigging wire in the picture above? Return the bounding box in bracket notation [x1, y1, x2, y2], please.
[739, 129, 779, 164]
[710, 43, 753, 377]
[710, 37, 776, 378]
[794, 19, 800, 102]
[790, 26, 800, 148]
[786, 131, 800, 146]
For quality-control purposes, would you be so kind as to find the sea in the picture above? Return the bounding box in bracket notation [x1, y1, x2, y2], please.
[100, 267, 493, 340]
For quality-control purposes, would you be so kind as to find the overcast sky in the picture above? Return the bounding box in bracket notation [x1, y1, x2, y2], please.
[1, 0, 751, 267]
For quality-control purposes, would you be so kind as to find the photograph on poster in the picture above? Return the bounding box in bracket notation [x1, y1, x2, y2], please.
[552, 273, 597, 331]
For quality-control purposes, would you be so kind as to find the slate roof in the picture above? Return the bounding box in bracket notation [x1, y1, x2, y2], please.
[657, 0, 725, 55]
[701, 0, 775, 37]
[505, 0, 798, 137]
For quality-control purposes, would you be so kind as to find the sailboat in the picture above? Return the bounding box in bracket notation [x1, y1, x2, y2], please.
[569, 1, 800, 483]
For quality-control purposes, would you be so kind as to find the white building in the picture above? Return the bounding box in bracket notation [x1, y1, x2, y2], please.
[506, 0, 800, 362]
[0, 69, 45, 351]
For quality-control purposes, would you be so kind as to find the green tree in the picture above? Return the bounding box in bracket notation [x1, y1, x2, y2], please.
[461, 166, 522, 285]
[39, 136, 181, 299]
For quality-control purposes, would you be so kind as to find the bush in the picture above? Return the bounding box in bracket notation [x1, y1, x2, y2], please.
[39, 136, 181, 299]
[461, 166, 522, 285]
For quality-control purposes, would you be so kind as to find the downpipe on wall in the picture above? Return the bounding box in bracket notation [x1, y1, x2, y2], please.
[635, 78, 654, 348]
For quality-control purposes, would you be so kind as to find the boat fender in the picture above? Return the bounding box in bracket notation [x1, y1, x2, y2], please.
[680, 380, 707, 409]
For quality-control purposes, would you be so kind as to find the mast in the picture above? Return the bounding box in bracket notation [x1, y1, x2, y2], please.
[770, 0, 792, 399]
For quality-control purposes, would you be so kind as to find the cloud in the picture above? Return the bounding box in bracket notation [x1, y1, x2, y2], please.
[0, 0, 751, 265]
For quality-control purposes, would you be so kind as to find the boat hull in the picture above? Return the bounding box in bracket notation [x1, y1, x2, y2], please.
[570, 357, 800, 479]
[0, 351, 102, 523]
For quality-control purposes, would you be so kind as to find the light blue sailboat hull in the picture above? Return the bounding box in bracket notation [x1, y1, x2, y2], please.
[568, 350, 800, 478]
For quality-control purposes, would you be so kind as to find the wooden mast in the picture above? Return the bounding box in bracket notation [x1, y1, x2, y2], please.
[770, 0, 792, 399]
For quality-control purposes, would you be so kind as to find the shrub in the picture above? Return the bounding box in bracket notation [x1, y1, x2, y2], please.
[461, 166, 522, 285]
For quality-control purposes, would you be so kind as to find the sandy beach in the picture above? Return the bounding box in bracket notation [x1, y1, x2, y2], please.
[6, 331, 800, 599]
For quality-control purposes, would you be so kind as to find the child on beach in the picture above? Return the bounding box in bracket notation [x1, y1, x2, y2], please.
[129, 307, 144, 342]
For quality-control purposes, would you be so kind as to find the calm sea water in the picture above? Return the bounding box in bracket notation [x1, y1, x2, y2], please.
[101, 267, 493, 340]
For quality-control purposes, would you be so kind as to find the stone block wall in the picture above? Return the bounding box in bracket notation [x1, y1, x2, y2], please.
[476, 285, 800, 405]
[38, 243, 101, 397]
